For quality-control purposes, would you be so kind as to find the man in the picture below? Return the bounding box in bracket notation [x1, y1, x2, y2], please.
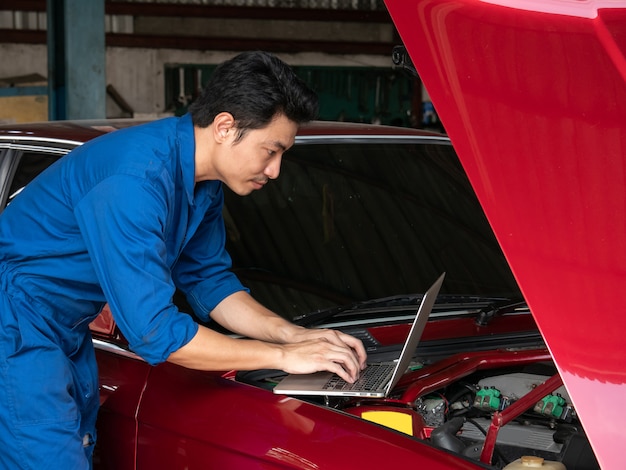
[0, 51, 366, 469]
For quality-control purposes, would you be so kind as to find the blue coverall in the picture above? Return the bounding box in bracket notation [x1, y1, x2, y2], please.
[0, 114, 246, 469]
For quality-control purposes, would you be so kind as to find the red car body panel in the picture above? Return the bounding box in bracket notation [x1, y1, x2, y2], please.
[134, 362, 481, 469]
[384, 1, 626, 467]
[95, 351, 151, 469]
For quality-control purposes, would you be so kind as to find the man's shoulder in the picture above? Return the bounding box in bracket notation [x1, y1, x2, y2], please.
[59, 116, 187, 186]
[74, 115, 185, 162]
[99, 115, 182, 146]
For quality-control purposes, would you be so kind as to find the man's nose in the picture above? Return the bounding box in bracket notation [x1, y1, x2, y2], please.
[264, 156, 282, 180]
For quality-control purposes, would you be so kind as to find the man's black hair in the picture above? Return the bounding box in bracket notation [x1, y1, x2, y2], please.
[189, 51, 318, 141]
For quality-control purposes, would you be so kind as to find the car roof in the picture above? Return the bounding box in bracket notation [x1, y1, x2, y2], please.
[0, 118, 445, 144]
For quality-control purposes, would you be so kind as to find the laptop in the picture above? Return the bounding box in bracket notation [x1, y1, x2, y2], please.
[273, 273, 445, 398]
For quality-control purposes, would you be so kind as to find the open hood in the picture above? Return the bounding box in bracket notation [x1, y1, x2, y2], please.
[384, 1, 626, 468]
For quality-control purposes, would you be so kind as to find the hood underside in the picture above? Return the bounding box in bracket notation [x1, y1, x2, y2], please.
[383, 1, 626, 468]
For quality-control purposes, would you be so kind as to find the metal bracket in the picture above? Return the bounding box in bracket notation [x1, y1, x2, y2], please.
[392, 45, 418, 78]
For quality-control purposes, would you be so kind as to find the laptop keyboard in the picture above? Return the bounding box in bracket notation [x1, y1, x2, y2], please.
[322, 363, 395, 392]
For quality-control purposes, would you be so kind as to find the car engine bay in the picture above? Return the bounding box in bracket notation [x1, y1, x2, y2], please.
[238, 335, 599, 470]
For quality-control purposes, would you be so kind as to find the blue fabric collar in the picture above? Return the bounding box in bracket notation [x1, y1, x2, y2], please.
[177, 113, 222, 208]
[177, 113, 197, 205]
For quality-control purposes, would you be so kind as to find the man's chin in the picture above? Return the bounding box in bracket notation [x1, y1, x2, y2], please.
[227, 181, 265, 196]
[233, 185, 255, 196]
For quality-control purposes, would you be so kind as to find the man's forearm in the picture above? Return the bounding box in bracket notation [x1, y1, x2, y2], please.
[167, 324, 285, 371]
[209, 290, 304, 343]
[168, 290, 368, 382]
[166, 291, 300, 371]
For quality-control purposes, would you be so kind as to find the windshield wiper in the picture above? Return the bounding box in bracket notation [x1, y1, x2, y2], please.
[293, 293, 426, 327]
[294, 294, 525, 328]
[475, 300, 529, 326]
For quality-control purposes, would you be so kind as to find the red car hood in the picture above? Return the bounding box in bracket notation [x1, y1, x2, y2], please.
[384, 1, 626, 468]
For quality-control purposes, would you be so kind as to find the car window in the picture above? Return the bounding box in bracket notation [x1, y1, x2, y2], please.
[224, 141, 519, 319]
[5, 152, 59, 208]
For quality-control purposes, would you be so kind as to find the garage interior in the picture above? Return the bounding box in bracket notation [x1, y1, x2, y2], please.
[0, 2, 614, 469]
[0, 0, 441, 130]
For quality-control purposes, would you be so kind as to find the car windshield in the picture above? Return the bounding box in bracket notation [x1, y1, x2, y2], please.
[223, 139, 520, 320]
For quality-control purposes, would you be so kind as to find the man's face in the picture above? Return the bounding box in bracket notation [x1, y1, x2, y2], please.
[219, 114, 298, 196]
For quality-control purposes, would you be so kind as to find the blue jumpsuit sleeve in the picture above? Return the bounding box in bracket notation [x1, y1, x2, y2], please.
[74, 173, 198, 365]
[172, 189, 248, 323]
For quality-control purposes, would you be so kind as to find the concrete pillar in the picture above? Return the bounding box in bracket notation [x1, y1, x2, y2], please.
[47, 0, 106, 120]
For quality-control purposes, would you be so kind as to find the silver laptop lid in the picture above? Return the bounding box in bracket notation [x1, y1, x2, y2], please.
[382, 272, 445, 393]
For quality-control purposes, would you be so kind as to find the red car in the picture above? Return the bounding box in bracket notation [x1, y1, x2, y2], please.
[0, 113, 598, 469]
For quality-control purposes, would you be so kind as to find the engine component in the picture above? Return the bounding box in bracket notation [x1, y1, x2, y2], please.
[503, 456, 565, 470]
[460, 418, 563, 455]
[534, 395, 566, 419]
[415, 396, 446, 427]
[430, 417, 466, 453]
[477, 373, 571, 403]
[474, 386, 502, 411]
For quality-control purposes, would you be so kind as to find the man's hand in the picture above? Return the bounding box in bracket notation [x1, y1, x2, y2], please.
[279, 328, 367, 383]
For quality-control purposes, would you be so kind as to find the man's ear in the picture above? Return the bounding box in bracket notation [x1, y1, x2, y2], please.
[213, 112, 236, 142]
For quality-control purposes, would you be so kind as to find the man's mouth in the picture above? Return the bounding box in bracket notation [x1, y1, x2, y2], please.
[252, 179, 268, 190]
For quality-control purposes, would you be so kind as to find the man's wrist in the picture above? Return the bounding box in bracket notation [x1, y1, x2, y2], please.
[275, 322, 306, 344]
